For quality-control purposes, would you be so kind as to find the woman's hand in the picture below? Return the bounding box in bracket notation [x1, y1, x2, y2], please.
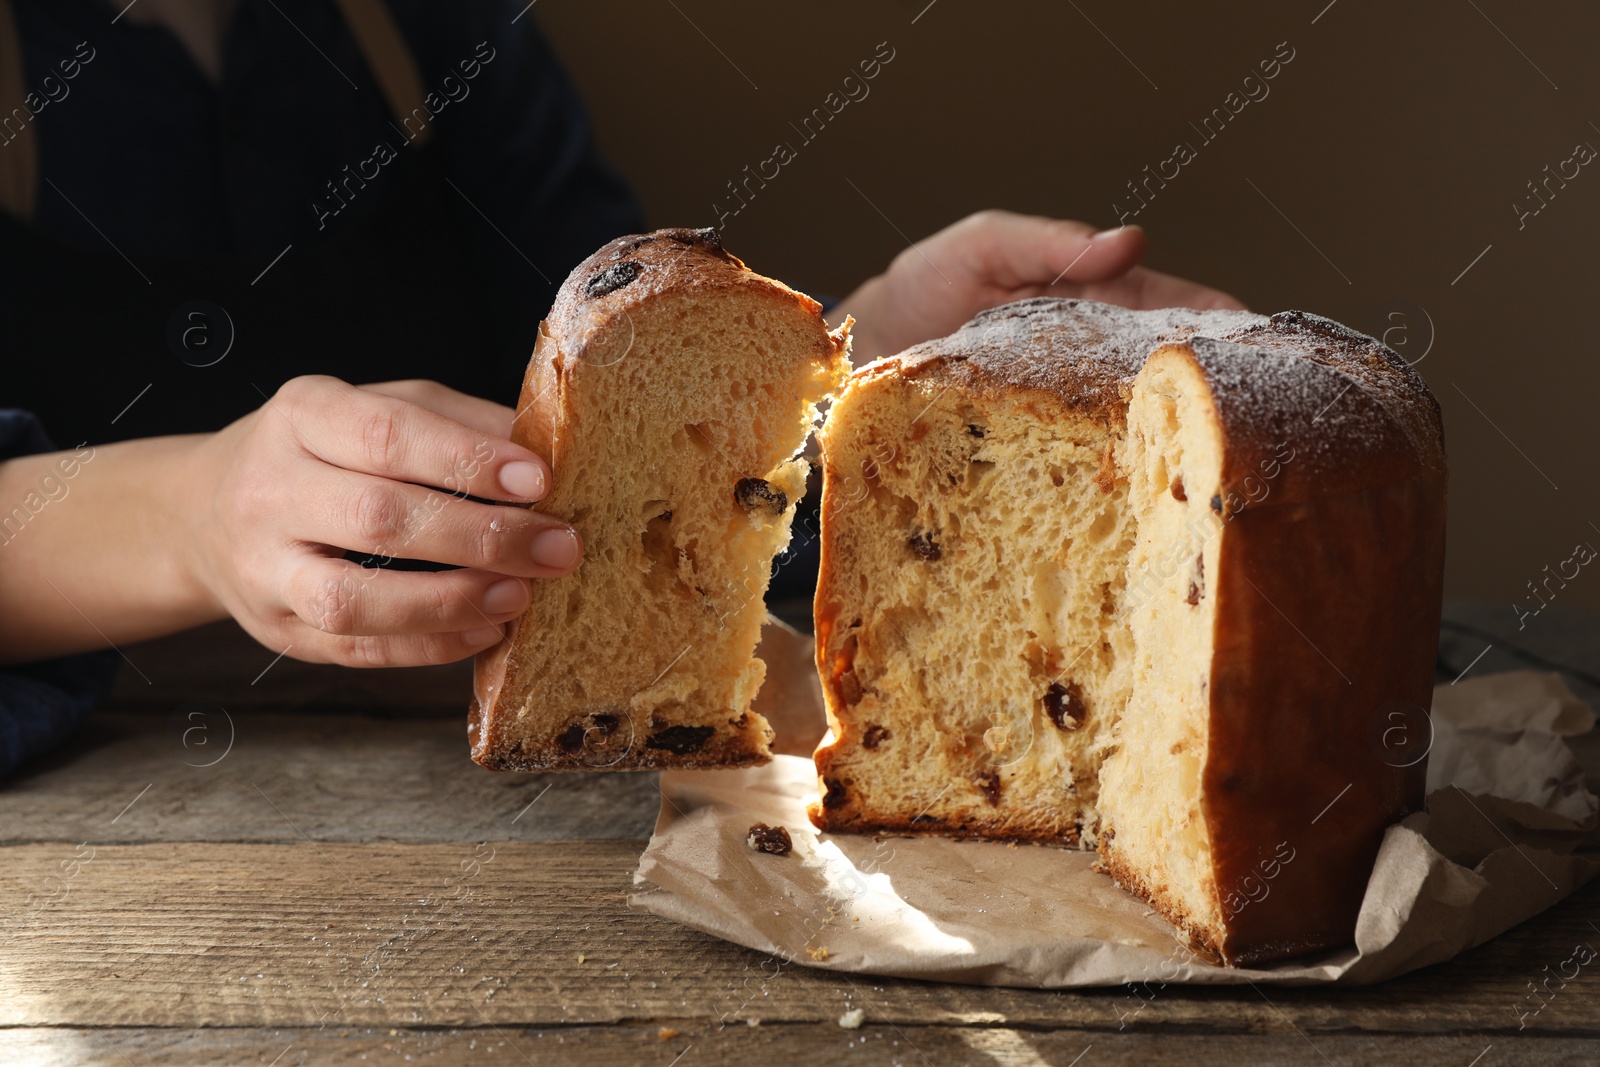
[185, 375, 580, 667]
[829, 210, 1247, 365]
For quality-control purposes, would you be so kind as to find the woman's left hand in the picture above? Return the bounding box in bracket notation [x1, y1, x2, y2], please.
[829, 210, 1247, 365]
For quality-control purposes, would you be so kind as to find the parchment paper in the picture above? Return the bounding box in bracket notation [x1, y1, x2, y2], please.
[631, 621, 1600, 986]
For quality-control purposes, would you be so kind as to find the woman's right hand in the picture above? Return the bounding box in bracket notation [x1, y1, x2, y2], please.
[184, 375, 581, 667]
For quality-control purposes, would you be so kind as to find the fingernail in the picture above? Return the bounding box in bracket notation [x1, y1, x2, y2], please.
[499, 460, 546, 500]
[1093, 224, 1140, 240]
[482, 577, 528, 615]
[531, 527, 582, 570]
[463, 624, 503, 646]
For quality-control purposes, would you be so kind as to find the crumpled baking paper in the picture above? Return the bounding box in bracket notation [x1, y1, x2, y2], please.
[631, 621, 1599, 986]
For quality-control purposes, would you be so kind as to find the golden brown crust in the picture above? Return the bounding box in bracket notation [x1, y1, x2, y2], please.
[470, 228, 845, 772]
[544, 226, 823, 352]
[1222, 311, 1445, 474]
[886, 298, 1266, 429]
[1181, 318, 1444, 514]
[889, 301, 1443, 502]
[1202, 462, 1443, 964]
[807, 793, 1082, 846]
[512, 227, 841, 472]
[472, 711, 775, 772]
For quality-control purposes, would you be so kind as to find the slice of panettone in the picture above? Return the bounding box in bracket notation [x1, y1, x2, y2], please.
[471, 228, 851, 770]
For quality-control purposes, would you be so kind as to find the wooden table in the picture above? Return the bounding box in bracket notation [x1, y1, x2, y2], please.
[3, 602, 1598, 1065]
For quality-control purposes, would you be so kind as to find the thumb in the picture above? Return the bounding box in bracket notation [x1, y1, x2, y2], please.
[1046, 223, 1147, 286]
[950, 211, 1147, 289]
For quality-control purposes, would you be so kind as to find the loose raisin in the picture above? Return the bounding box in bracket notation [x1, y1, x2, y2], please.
[1044, 681, 1087, 730]
[734, 477, 787, 517]
[585, 260, 640, 297]
[747, 822, 793, 856]
[908, 531, 941, 560]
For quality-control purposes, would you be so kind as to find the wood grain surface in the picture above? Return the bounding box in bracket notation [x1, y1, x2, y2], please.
[4, 838, 1600, 1036]
[10, 1026, 1600, 1067]
[0, 712, 660, 845]
[1, 603, 1596, 1064]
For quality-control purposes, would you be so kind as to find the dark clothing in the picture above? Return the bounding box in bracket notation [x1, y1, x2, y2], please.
[3, 0, 644, 447]
[0, 1, 644, 777]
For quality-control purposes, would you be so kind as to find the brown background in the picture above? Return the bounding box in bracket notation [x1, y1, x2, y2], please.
[539, 0, 1596, 611]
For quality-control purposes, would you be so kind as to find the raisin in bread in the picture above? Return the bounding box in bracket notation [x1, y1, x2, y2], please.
[471, 228, 851, 770]
[809, 298, 1445, 965]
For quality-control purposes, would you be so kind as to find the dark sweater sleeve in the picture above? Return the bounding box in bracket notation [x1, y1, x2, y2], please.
[395, 2, 647, 387]
[0, 411, 121, 780]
